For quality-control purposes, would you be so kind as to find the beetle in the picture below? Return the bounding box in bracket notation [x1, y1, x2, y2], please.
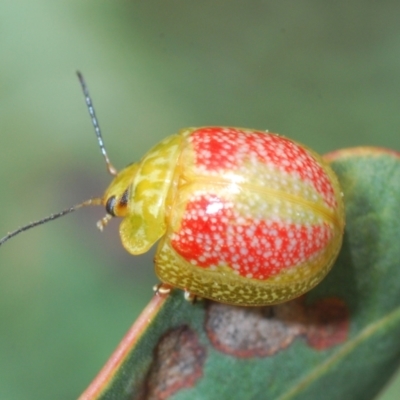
[0, 73, 345, 306]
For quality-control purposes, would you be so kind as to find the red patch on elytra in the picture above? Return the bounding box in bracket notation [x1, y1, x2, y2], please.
[190, 127, 337, 209]
[171, 194, 332, 279]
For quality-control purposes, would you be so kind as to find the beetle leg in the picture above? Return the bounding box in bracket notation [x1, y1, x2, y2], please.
[96, 214, 113, 231]
[153, 282, 172, 297]
[184, 290, 203, 304]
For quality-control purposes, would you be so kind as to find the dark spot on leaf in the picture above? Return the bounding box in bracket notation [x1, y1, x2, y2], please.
[305, 297, 349, 350]
[137, 325, 206, 399]
[205, 296, 349, 358]
[205, 299, 307, 357]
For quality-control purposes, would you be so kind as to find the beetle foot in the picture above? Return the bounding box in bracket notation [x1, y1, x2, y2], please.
[153, 283, 172, 297]
[184, 290, 203, 304]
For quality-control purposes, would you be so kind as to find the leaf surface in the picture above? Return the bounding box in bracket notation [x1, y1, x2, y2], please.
[80, 147, 400, 400]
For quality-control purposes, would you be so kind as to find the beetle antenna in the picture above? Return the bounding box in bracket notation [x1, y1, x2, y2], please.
[0, 198, 102, 246]
[76, 71, 118, 176]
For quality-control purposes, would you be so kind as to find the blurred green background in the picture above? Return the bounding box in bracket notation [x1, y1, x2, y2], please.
[0, 1, 400, 399]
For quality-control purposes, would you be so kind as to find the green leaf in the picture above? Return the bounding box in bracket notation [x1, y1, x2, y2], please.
[79, 147, 400, 400]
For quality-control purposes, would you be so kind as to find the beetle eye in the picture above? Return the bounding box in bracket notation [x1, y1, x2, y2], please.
[105, 196, 117, 216]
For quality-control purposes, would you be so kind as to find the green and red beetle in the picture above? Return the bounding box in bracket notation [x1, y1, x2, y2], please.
[0, 73, 345, 306]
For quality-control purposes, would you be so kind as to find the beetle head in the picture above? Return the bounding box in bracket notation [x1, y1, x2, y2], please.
[96, 163, 139, 231]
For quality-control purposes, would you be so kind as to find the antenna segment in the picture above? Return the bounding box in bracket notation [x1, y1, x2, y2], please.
[76, 71, 118, 176]
[0, 198, 102, 246]
[0, 72, 115, 246]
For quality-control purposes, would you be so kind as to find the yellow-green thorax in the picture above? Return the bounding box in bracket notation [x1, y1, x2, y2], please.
[102, 134, 183, 254]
